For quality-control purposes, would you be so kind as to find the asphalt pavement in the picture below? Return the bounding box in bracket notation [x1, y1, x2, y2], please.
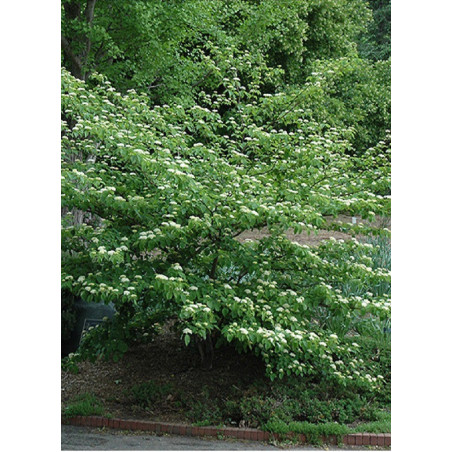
[61, 425, 342, 450]
[62, 425, 279, 450]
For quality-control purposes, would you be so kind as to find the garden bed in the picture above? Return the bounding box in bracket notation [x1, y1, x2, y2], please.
[62, 322, 390, 436]
[62, 225, 390, 444]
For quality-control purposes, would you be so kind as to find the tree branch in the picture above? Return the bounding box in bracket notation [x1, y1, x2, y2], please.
[209, 255, 219, 280]
[191, 69, 214, 88]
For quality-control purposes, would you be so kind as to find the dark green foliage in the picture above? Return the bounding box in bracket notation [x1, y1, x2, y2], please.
[357, 0, 391, 61]
[75, 311, 163, 363]
[234, 379, 384, 427]
[204, 369, 390, 428]
[351, 334, 391, 404]
[121, 372, 389, 430]
[61, 355, 80, 374]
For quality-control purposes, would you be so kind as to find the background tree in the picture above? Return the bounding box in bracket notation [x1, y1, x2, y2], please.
[357, 0, 391, 61]
[286, 56, 390, 154]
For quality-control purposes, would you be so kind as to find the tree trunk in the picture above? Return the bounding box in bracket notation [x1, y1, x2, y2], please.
[195, 334, 214, 370]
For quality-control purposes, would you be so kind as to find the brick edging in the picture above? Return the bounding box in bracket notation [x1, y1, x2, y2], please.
[62, 416, 391, 447]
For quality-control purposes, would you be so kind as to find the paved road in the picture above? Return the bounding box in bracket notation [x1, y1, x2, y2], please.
[61, 425, 345, 450]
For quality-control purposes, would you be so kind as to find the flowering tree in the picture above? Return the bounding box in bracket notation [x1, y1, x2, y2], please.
[61, 47, 390, 392]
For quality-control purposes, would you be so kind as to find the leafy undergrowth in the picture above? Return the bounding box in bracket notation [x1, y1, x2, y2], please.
[62, 323, 390, 436]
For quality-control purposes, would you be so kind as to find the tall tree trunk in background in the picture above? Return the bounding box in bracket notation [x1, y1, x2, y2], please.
[61, 35, 84, 80]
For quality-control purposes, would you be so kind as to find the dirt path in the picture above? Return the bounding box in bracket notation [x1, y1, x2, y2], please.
[236, 215, 390, 246]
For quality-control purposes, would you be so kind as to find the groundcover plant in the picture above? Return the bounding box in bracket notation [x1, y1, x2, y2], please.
[62, 46, 390, 393]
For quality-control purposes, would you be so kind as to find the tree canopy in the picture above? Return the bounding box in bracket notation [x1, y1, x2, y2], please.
[62, 0, 371, 92]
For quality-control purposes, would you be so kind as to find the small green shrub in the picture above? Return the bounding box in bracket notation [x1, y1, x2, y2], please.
[263, 418, 290, 435]
[288, 421, 350, 445]
[61, 354, 80, 374]
[350, 334, 391, 404]
[64, 393, 104, 417]
[185, 387, 223, 425]
[77, 312, 163, 364]
[222, 399, 243, 425]
[129, 380, 173, 409]
[238, 395, 276, 426]
[263, 413, 391, 445]
[187, 400, 223, 425]
[192, 419, 213, 427]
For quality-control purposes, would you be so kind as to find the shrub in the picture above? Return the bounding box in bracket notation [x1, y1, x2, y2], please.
[263, 418, 290, 435]
[185, 387, 224, 425]
[61, 65, 390, 394]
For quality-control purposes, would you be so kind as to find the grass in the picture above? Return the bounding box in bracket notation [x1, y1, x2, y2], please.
[350, 410, 391, 433]
[63, 393, 105, 417]
[263, 411, 390, 445]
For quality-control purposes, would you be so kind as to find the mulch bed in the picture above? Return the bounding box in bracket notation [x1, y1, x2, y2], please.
[62, 325, 266, 423]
